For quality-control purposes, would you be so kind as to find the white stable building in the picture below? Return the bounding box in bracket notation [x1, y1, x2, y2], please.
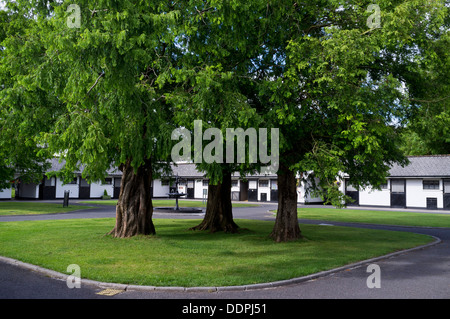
[0, 158, 320, 203]
[6, 159, 122, 200]
[1, 155, 449, 210]
[342, 155, 450, 210]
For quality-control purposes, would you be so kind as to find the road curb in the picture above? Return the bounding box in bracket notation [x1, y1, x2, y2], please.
[0, 235, 441, 293]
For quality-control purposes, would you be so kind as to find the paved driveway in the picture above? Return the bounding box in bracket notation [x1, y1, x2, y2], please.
[0, 202, 449, 300]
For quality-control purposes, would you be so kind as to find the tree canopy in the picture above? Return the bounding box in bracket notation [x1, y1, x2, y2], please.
[1, 0, 448, 241]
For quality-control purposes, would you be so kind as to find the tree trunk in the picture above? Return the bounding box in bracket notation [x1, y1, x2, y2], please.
[270, 165, 302, 242]
[190, 171, 239, 233]
[109, 158, 155, 238]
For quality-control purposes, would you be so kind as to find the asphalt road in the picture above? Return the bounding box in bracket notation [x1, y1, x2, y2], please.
[1, 201, 449, 301]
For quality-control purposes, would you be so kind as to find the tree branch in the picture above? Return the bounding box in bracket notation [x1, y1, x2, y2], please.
[87, 71, 105, 95]
[409, 96, 449, 104]
[303, 23, 332, 34]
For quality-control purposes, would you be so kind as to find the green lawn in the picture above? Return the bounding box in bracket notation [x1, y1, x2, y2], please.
[0, 202, 93, 216]
[0, 218, 433, 287]
[0, 199, 255, 216]
[79, 199, 259, 208]
[297, 207, 450, 228]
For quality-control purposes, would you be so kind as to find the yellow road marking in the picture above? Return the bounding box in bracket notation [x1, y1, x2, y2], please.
[96, 288, 124, 296]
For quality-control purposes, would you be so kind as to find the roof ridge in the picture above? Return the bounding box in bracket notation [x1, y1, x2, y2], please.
[407, 154, 450, 158]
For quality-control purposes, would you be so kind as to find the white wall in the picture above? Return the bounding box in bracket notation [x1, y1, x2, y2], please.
[231, 179, 240, 200]
[152, 179, 171, 197]
[194, 179, 208, 199]
[359, 184, 391, 207]
[406, 179, 443, 209]
[231, 180, 240, 193]
[56, 178, 79, 198]
[90, 181, 113, 198]
[0, 186, 12, 199]
[257, 179, 270, 201]
[297, 178, 323, 204]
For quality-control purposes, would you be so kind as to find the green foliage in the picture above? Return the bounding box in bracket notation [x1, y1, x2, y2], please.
[399, 128, 436, 156]
[247, 0, 447, 205]
[0, 4, 55, 188]
[1, 0, 447, 201]
[397, 13, 450, 155]
[166, 0, 270, 184]
[1, 0, 180, 184]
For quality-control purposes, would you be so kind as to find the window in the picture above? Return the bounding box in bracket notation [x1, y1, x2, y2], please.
[80, 178, 90, 187]
[444, 180, 450, 194]
[161, 179, 170, 186]
[271, 180, 278, 190]
[44, 177, 55, 186]
[258, 180, 269, 187]
[346, 182, 358, 192]
[426, 198, 438, 209]
[202, 180, 209, 187]
[68, 177, 78, 184]
[231, 180, 238, 187]
[380, 180, 388, 189]
[102, 178, 112, 185]
[423, 180, 439, 190]
[249, 180, 257, 189]
[391, 180, 405, 193]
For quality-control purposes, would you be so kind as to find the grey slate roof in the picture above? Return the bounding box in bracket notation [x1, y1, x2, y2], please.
[170, 163, 206, 178]
[389, 155, 450, 178]
[46, 155, 450, 179]
[46, 158, 121, 176]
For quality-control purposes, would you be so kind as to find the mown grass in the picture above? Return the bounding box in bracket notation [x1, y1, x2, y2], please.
[297, 207, 450, 228]
[79, 199, 259, 208]
[0, 199, 255, 217]
[0, 218, 433, 287]
[0, 202, 93, 216]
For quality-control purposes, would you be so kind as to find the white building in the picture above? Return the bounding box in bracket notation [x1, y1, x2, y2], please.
[8, 158, 121, 200]
[0, 187, 12, 200]
[3, 155, 449, 210]
[343, 155, 450, 210]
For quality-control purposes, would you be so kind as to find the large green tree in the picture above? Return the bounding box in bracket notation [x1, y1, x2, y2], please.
[2, 0, 447, 244]
[402, 30, 450, 155]
[268, 0, 448, 241]
[167, 0, 448, 241]
[175, 0, 447, 242]
[1, 0, 179, 237]
[0, 7, 54, 190]
[263, 0, 447, 241]
[167, 1, 270, 233]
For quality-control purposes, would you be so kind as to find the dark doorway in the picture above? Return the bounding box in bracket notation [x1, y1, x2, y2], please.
[113, 177, 122, 199]
[240, 180, 249, 201]
[79, 178, 90, 199]
[426, 197, 438, 210]
[39, 176, 56, 200]
[260, 193, 268, 202]
[391, 179, 406, 208]
[444, 179, 450, 210]
[345, 180, 359, 206]
[186, 179, 195, 199]
[270, 179, 278, 202]
[248, 180, 258, 201]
